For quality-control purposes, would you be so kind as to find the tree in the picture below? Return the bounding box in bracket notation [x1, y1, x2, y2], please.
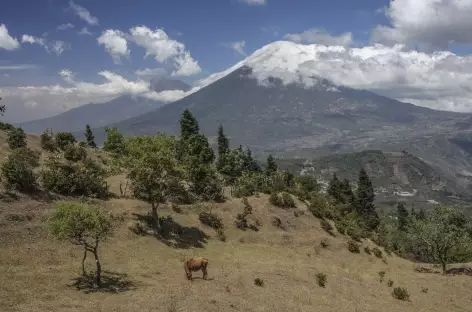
[0, 97, 5, 116]
[55, 132, 76, 150]
[103, 127, 124, 154]
[327, 173, 342, 201]
[49, 201, 117, 287]
[354, 168, 379, 231]
[216, 124, 230, 171]
[265, 154, 277, 175]
[1, 147, 39, 192]
[180, 109, 199, 141]
[84, 124, 97, 148]
[397, 202, 409, 231]
[64, 145, 87, 162]
[409, 205, 472, 273]
[7, 127, 27, 149]
[243, 147, 261, 173]
[40, 128, 57, 152]
[125, 134, 183, 235]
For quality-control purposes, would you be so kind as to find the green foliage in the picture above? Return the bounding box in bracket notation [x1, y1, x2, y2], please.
[235, 197, 259, 231]
[293, 175, 320, 200]
[308, 194, 333, 219]
[0, 122, 14, 131]
[55, 132, 76, 150]
[7, 127, 27, 149]
[40, 128, 57, 152]
[216, 124, 230, 171]
[316, 273, 327, 287]
[320, 219, 334, 235]
[103, 127, 124, 154]
[84, 124, 97, 148]
[233, 172, 266, 197]
[392, 287, 410, 301]
[265, 154, 277, 175]
[372, 247, 383, 258]
[64, 145, 87, 162]
[40, 155, 108, 197]
[1, 147, 39, 192]
[347, 240, 361, 253]
[199, 211, 224, 230]
[397, 202, 409, 231]
[49, 201, 117, 287]
[179, 109, 199, 141]
[354, 168, 379, 231]
[269, 192, 295, 208]
[408, 205, 472, 272]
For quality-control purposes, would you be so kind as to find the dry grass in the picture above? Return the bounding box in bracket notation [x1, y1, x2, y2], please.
[1, 132, 472, 311]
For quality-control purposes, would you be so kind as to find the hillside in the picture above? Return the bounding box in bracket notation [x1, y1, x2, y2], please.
[2, 187, 472, 312]
[17, 78, 191, 134]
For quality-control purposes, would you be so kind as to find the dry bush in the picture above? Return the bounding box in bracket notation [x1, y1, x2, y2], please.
[254, 278, 264, 287]
[392, 287, 410, 301]
[372, 247, 383, 258]
[347, 240, 360, 253]
[364, 246, 372, 255]
[316, 273, 327, 287]
[388, 280, 394, 287]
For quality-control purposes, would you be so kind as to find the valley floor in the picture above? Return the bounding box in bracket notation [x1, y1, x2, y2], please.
[1, 191, 472, 312]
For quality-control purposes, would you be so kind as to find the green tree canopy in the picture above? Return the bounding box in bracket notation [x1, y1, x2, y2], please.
[265, 154, 277, 175]
[409, 205, 472, 273]
[55, 132, 76, 150]
[354, 168, 379, 231]
[7, 127, 27, 149]
[180, 109, 199, 141]
[49, 201, 118, 287]
[85, 124, 97, 148]
[103, 127, 124, 154]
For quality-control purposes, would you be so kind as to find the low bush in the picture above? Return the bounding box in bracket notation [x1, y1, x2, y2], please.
[320, 219, 334, 235]
[364, 246, 372, 255]
[270, 192, 296, 208]
[64, 145, 87, 162]
[378, 271, 386, 282]
[320, 238, 329, 248]
[392, 287, 410, 301]
[254, 278, 264, 287]
[372, 247, 383, 258]
[348, 240, 361, 253]
[316, 273, 327, 287]
[388, 280, 394, 287]
[198, 211, 223, 230]
[1, 147, 39, 193]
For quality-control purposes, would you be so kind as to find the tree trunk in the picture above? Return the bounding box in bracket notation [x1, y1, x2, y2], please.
[93, 249, 101, 288]
[151, 202, 160, 236]
[82, 249, 87, 276]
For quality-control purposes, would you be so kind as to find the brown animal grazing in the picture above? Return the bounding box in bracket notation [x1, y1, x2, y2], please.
[184, 257, 209, 281]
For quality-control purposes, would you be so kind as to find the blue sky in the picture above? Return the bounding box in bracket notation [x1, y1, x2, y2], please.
[3, 0, 472, 122]
[0, 0, 389, 85]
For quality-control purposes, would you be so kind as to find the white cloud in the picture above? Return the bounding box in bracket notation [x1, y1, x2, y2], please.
[129, 26, 201, 76]
[238, 0, 266, 5]
[0, 70, 196, 116]
[373, 0, 472, 49]
[285, 28, 353, 47]
[135, 68, 167, 78]
[0, 24, 20, 50]
[22, 35, 69, 56]
[57, 23, 75, 30]
[0, 64, 38, 70]
[97, 29, 130, 64]
[78, 27, 92, 36]
[195, 40, 472, 112]
[51, 41, 70, 56]
[69, 0, 99, 26]
[228, 40, 247, 56]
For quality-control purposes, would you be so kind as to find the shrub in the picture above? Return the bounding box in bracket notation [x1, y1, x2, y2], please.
[378, 271, 386, 282]
[348, 240, 360, 253]
[198, 211, 223, 230]
[1, 147, 39, 192]
[372, 247, 383, 258]
[55, 132, 76, 150]
[216, 228, 226, 242]
[171, 203, 182, 214]
[40, 128, 56, 152]
[7, 127, 27, 149]
[387, 280, 394, 287]
[316, 273, 327, 287]
[40, 156, 108, 197]
[269, 192, 283, 207]
[280, 192, 296, 208]
[320, 238, 329, 248]
[421, 287, 428, 294]
[0, 122, 14, 131]
[254, 278, 264, 287]
[320, 219, 334, 235]
[364, 246, 372, 255]
[392, 287, 410, 301]
[64, 145, 87, 162]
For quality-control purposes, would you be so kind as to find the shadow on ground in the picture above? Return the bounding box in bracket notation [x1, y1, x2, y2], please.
[70, 271, 137, 294]
[132, 213, 209, 249]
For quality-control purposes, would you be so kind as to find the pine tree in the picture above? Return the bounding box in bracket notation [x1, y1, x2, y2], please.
[397, 202, 409, 231]
[180, 109, 199, 141]
[85, 124, 97, 148]
[216, 124, 230, 171]
[265, 154, 277, 175]
[340, 178, 355, 204]
[354, 168, 379, 231]
[418, 207, 426, 220]
[327, 173, 342, 202]
[244, 147, 261, 173]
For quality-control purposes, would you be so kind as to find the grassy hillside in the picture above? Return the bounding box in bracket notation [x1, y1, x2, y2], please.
[1, 129, 472, 312]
